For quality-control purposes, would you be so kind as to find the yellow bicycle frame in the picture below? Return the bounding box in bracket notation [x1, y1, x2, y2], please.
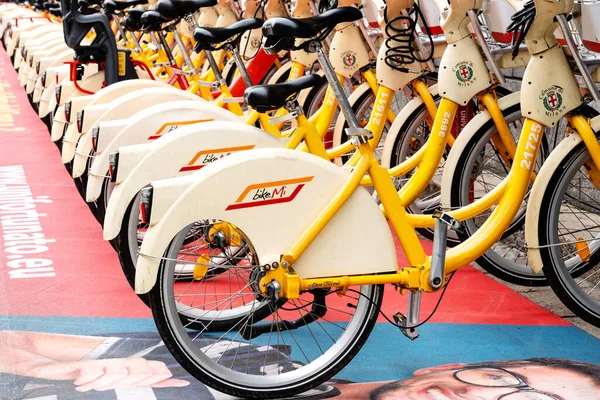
[259, 82, 591, 300]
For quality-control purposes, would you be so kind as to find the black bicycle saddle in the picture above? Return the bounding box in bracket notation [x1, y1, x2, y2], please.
[263, 7, 361, 40]
[244, 74, 324, 113]
[122, 7, 144, 30]
[262, 7, 362, 53]
[155, 0, 217, 19]
[141, 9, 172, 31]
[103, 0, 147, 13]
[193, 18, 263, 51]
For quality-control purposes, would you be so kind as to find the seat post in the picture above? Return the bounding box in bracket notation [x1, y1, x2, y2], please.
[111, 14, 130, 47]
[169, 23, 200, 75]
[185, 14, 227, 86]
[226, 43, 253, 89]
[156, 31, 178, 66]
[309, 40, 369, 143]
[128, 29, 143, 53]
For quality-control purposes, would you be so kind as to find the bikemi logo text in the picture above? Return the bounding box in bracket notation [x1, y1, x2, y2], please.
[180, 145, 255, 172]
[226, 176, 314, 211]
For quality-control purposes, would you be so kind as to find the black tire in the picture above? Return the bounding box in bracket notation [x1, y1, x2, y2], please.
[115, 201, 247, 311]
[149, 262, 383, 399]
[538, 125, 600, 326]
[113, 196, 151, 307]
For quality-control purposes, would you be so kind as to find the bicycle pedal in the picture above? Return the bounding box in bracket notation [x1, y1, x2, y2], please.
[393, 312, 419, 341]
[344, 126, 373, 139]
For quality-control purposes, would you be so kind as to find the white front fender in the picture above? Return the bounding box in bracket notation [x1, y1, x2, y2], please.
[380, 84, 439, 168]
[71, 88, 201, 176]
[525, 115, 600, 273]
[86, 102, 238, 202]
[103, 121, 284, 240]
[135, 149, 397, 294]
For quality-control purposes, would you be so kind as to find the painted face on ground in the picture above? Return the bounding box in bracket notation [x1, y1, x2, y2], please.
[368, 362, 599, 400]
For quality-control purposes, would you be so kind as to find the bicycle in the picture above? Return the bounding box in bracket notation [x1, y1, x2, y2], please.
[130, 0, 596, 397]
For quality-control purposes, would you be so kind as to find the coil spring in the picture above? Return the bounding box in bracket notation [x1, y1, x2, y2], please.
[507, 0, 536, 60]
[383, 3, 434, 73]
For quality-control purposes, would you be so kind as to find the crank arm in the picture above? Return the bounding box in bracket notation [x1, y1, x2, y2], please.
[240, 289, 329, 340]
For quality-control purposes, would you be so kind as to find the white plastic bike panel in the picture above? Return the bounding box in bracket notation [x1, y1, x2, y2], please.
[103, 121, 285, 240]
[375, 40, 423, 91]
[198, 8, 219, 27]
[437, 35, 492, 105]
[420, 0, 442, 33]
[70, 88, 202, 176]
[525, 115, 600, 273]
[440, 91, 521, 209]
[290, 48, 317, 67]
[520, 45, 581, 127]
[59, 71, 105, 106]
[50, 105, 67, 141]
[240, 28, 264, 59]
[329, 23, 372, 79]
[216, 6, 238, 27]
[86, 102, 239, 202]
[135, 149, 397, 293]
[581, 4, 600, 53]
[78, 80, 179, 134]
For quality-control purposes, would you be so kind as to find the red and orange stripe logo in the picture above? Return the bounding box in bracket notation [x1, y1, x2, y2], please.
[147, 119, 213, 140]
[179, 145, 256, 172]
[226, 176, 314, 211]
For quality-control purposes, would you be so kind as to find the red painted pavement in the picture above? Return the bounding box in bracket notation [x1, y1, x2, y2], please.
[0, 47, 568, 326]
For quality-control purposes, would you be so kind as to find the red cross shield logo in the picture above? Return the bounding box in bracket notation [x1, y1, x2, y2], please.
[455, 63, 474, 83]
[543, 91, 563, 111]
[342, 51, 357, 68]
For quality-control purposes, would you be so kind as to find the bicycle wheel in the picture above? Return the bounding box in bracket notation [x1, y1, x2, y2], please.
[117, 209, 251, 311]
[537, 129, 600, 326]
[448, 102, 551, 286]
[149, 220, 383, 399]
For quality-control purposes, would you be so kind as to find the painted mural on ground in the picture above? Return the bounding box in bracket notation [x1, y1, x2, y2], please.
[1, 330, 598, 399]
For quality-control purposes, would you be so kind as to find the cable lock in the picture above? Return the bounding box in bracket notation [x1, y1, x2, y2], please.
[383, 2, 434, 73]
